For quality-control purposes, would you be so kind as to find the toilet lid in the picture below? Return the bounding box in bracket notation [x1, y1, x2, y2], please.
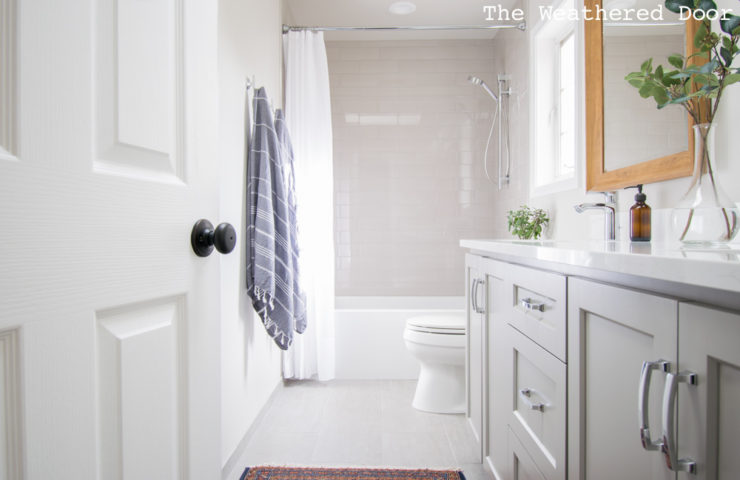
[406, 314, 465, 334]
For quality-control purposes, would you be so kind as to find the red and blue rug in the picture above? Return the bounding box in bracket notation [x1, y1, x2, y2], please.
[239, 466, 466, 480]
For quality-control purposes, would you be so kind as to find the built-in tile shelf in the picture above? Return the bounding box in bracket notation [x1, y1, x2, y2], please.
[460, 239, 740, 310]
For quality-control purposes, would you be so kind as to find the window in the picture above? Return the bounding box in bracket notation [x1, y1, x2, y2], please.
[530, 0, 580, 196]
[558, 32, 575, 180]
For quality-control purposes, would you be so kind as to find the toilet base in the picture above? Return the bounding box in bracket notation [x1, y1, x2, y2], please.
[412, 363, 465, 414]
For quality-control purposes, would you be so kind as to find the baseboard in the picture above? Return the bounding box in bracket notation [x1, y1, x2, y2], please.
[221, 381, 284, 480]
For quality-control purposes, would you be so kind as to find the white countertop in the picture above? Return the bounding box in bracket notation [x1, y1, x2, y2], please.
[461, 239, 740, 295]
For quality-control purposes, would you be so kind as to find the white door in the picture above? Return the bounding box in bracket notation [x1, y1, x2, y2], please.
[0, 1, 221, 479]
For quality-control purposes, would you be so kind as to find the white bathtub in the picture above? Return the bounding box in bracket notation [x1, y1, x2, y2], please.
[334, 296, 465, 379]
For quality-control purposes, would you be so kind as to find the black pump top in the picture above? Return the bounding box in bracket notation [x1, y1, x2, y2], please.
[627, 184, 647, 203]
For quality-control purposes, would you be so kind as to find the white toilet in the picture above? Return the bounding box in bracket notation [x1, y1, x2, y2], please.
[403, 313, 466, 414]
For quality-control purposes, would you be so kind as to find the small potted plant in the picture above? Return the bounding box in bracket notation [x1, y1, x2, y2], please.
[625, 1, 739, 244]
[507, 206, 550, 240]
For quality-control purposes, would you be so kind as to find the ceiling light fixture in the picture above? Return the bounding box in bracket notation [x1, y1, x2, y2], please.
[388, 1, 417, 15]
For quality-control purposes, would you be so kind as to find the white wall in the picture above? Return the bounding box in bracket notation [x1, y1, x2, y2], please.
[218, 0, 286, 469]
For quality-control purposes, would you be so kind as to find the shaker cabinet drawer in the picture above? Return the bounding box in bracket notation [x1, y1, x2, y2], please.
[508, 427, 547, 480]
[504, 262, 567, 362]
[506, 326, 566, 480]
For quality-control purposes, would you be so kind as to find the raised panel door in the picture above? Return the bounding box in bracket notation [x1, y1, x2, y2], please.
[568, 278, 676, 480]
[677, 303, 740, 480]
[465, 254, 485, 462]
[483, 258, 508, 480]
[0, 0, 221, 478]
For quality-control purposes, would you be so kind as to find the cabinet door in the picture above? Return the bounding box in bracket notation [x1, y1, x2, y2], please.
[509, 427, 547, 480]
[568, 278, 677, 480]
[677, 304, 740, 480]
[484, 259, 509, 479]
[466, 254, 485, 461]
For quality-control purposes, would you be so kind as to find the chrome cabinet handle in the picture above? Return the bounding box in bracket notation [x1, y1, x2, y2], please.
[638, 360, 670, 451]
[476, 279, 486, 314]
[471, 279, 485, 314]
[518, 388, 547, 412]
[660, 371, 697, 473]
[520, 298, 546, 312]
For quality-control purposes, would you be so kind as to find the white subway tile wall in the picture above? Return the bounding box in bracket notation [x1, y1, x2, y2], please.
[328, 39, 516, 296]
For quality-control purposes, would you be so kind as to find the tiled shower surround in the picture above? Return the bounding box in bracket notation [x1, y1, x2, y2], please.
[328, 39, 513, 296]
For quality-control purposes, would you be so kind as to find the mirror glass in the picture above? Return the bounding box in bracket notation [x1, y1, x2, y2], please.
[602, 2, 687, 172]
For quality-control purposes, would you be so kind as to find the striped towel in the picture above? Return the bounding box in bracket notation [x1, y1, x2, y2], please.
[275, 109, 306, 334]
[246, 88, 302, 350]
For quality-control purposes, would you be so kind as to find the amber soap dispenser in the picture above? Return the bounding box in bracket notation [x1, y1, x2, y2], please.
[628, 184, 651, 241]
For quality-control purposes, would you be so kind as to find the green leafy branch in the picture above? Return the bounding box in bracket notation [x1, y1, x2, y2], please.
[507, 206, 550, 240]
[625, 0, 740, 125]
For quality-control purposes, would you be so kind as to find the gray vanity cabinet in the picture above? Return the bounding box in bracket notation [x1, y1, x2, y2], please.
[677, 303, 740, 479]
[568, 279, 740, 480]
[473, 258, 567, 480]
[567, 278, 676, 480]
[466, 253, 486, 462]
[464, 247, 740, 480]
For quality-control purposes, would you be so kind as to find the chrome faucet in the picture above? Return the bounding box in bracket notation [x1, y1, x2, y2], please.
[574, 192, 617, 241]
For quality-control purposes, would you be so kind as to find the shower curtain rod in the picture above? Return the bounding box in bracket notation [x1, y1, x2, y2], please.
[282, 22, 527, 34]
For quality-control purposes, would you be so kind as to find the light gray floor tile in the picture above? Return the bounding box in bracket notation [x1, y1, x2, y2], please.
[263, 385, 328, 433]
[381, 432, 457, 468]
[311, 429, 383, 466]
[320, 381, 383, 433]
[232, 379, 488, 478]
[380, 399, 447, 433]
[241, 431, 319, 466]
[441, 414, 482, 464]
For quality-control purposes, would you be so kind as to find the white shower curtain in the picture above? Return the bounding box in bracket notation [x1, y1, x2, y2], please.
[282, 31, 335, 381]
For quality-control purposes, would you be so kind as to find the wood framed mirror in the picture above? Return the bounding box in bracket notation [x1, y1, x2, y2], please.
[585, 0, 699, 191]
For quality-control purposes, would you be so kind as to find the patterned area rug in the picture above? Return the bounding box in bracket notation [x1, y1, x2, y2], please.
[239, 466, 466, 480]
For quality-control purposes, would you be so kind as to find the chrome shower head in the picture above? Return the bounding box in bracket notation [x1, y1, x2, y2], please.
[468, 75, 498, 102]
[468, 75, 484, 86]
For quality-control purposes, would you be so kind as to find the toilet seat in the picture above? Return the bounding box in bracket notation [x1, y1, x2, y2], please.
[405, 314, 465, 335]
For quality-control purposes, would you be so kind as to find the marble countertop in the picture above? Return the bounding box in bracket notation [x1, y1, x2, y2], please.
[460, 239, 740, 296]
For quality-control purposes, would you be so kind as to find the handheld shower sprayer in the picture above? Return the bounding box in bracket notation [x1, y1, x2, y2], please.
[468, 74, 511, 190]
[467, 75, 498, 102]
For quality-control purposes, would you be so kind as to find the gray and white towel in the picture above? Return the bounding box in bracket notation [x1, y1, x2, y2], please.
[275, 109, 307, 334]
[246, 87, 303, 350]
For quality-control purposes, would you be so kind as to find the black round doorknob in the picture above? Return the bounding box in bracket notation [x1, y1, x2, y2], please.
[191, 219, 237, 257]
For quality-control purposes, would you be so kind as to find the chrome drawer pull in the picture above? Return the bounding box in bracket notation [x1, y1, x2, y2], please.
[661, 371, 697, 474]
[471, 279, 479, 312]
[519, 388, 547, 412]
[471, 278, 485, 314]
[638, 360, 670, 452]
[520, 298, 546, 312]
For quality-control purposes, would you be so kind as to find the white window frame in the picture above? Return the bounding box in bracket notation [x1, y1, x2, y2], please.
[529, 0, 584, 197]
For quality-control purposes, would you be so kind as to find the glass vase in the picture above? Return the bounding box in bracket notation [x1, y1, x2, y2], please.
[671, 123, 739, 245]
